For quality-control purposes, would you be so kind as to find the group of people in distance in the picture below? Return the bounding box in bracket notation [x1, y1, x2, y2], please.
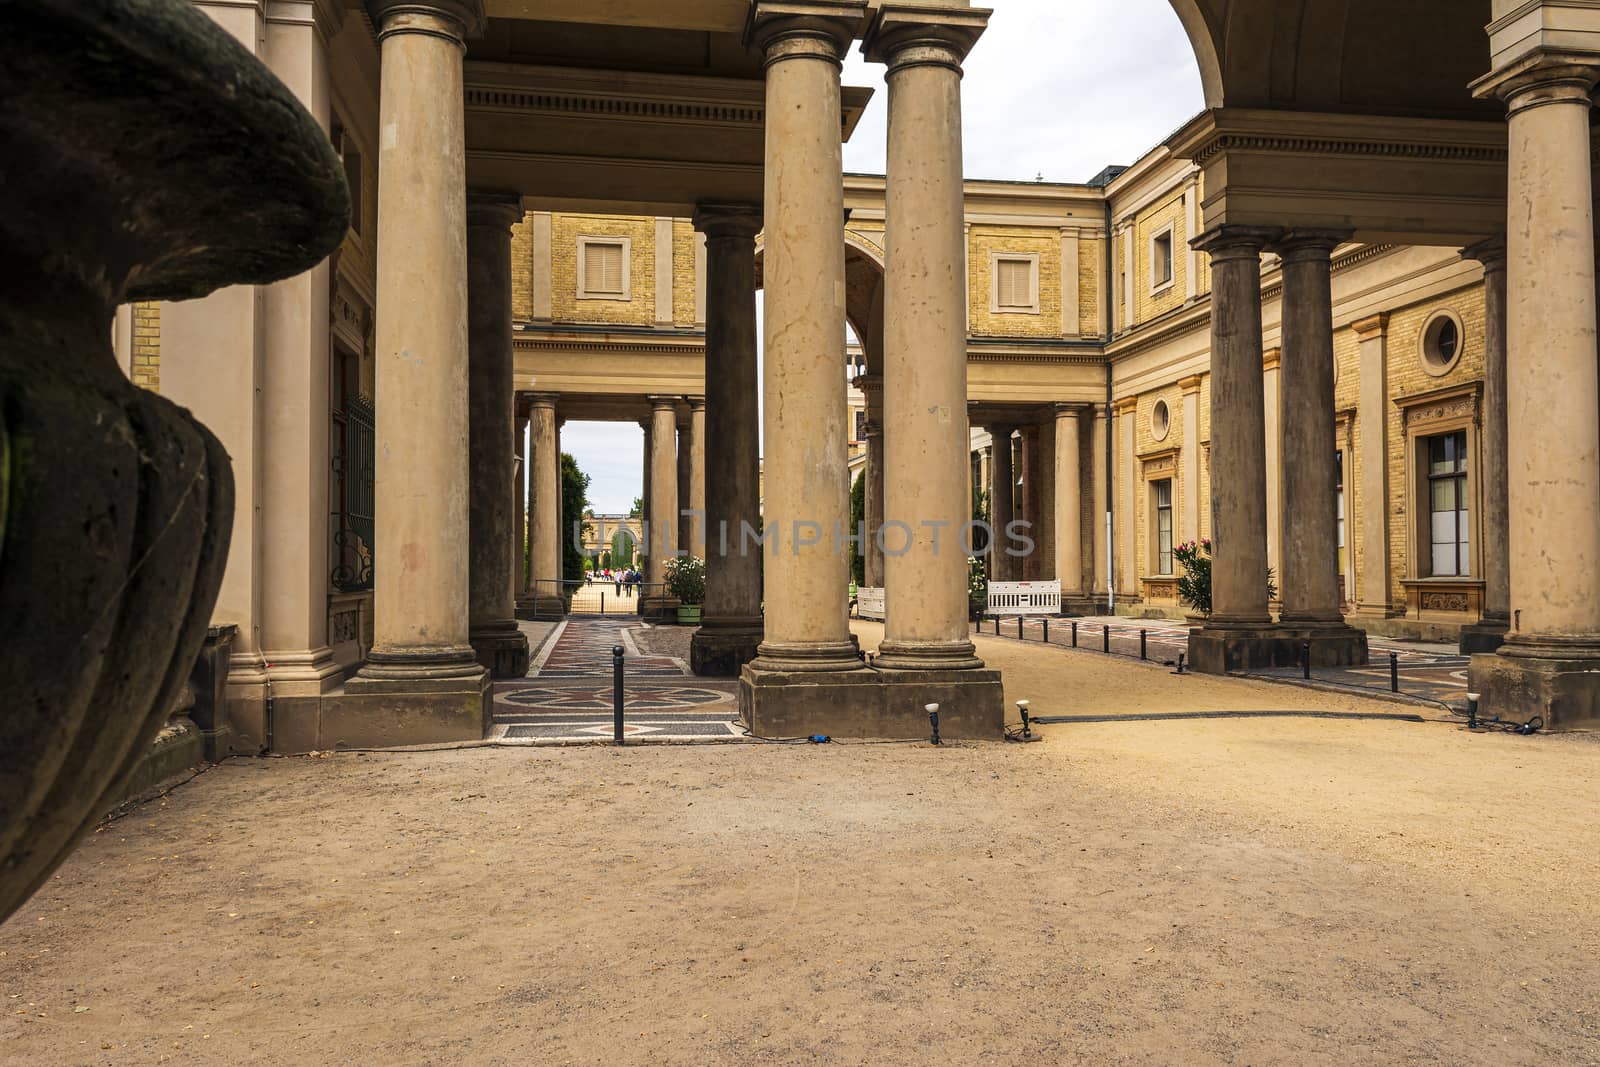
[590, 567, 643, 596]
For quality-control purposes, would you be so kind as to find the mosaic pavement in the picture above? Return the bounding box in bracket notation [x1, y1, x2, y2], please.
[976, 616, 1470, 713]
[491, 617, 742, 743]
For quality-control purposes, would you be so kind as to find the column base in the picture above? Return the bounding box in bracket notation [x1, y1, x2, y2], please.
[1469, 635, 1600, 731]
[470, 621, 531, 679]
[1189, 621, 1370, 674]
[1459, 617, 1509, 655]
[739, 663, 1005, 740]
[356, 645, 487, 684]
[690, 621, 763, 677]
[873, 638, 986, 671]
[749, 638, 863, 674]
[639, 595, 681, 622]
[303, 667, 491, 752]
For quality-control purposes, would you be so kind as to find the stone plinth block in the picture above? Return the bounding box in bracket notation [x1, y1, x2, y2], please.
[516, 595, 568, 621]
[739, 666, 1005, 740]
[1458, 622, 1509, 656]
[1281, 625, 1370, 669]
[1189, 624, 1369, 673]
[299, 675, 493, 753]
[1470, 643, 1600, 731]
[470, 623, 531, 679]
[690, 626, 762, 677]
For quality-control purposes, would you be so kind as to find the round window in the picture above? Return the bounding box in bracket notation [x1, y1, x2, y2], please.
[1420, 311, 1464, 377]
[1150, 399, 1171, 442]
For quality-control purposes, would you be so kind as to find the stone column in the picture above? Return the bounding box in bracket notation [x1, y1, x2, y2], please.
[1273, 230, 1366, 664]
[640, 417, 652, 552]
[856, 373, 886, 587]
[513, 396, 529, 602]
[676, 409, 694, 556]
[355, 0, 487, 695]
[1114, 398, 1137, 597]
[642, 396, 682, 618]
[989, 425, 1016, 580]
[1351, 314, 1393, 619]
[870, 5, 988, 672]
[1034, 420, 1057, 582]
[1091, 404, 1109, 601]
[687, 396, 707, 558]
[1471, 57, 1600, 728]
[1055, 405, 1084, 600]
[1019, 426, 1039, 580]
[746, 1, 868, 674]
[1262, 347, 1282, 589]
[691, 205, 764, 676]
[526, 393, 564, 616]
[1178, 375, 1202, 544]
[1460, 238, 1509, 653]
[465, 193, 529, 678]
[1188, 225, 1281, 674]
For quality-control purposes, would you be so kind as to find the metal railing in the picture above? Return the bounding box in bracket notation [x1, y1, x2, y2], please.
[330, 394, 374, 592]
[526, 578, 670, 616]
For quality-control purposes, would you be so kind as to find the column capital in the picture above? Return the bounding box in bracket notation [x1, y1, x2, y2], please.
[1053, 402, 1089, 419]
[853, 371, 882, 396]
[1112, 397, 1138, 417]
[1178, 374, 1205, 395]
[1271, 229, 1351, 262]
[862, 4, 990, 71]
[1262, 347, 1282, 372]
[1471, 50, 1600, 109]
[1462, 235, 1507, 275]
[466, 192, 523, 233]
[526, 392, 559, 412]
[693, 203, 763, 240]
[366, 0, 485, 42]
[1191, 224, 1281, 261]
[686, 395, 706, 412]
[746, 0, 869, 65]
[647, 394, 680, 412]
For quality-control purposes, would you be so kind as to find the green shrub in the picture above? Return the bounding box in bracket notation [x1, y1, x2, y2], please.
[665, 555, 706, 605]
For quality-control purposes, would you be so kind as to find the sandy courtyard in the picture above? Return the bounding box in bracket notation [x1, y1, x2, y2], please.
[3, 630, 1598, 1065]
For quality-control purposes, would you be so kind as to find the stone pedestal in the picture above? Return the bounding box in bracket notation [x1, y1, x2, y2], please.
[1472, 639, 1600, 730]
[740, 664, 1004, 740]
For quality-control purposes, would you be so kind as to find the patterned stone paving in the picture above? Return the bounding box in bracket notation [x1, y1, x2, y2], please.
[978, 616, 1470, 712]
[490, 618, 741, 743]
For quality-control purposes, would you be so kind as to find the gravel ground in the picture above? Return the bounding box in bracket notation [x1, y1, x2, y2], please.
[2, 628, 1596, 1066]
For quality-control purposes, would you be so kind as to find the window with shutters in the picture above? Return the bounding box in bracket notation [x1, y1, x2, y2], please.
[577, 237, 631, 301]
[989, 252, 1040, 314]
[1150, 224, 1174, 291]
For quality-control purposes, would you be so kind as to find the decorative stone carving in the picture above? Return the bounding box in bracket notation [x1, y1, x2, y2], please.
[0, 0, 349, 923]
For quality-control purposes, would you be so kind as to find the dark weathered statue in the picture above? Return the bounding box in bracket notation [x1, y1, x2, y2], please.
[0, 0, 349, 922]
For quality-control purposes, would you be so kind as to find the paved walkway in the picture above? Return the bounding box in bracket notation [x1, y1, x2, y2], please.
[491, 617, 741, 743]
[974, 615, 1470, 712]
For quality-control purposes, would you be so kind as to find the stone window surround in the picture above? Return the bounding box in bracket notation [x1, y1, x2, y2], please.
[1418, 307, 1466, 378]
[1148, 220, 1176, 296]
[576, 235, 632, 301]
[1396, 381, 1483, 590]
[989, 251, 1041, 315]
[1150, 398, 1171, 442]
[1139, 447, 1180, 579]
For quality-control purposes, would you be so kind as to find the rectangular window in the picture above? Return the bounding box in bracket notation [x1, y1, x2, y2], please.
[1153, 478, 1173, 575]
[991, 253, 1040, 314]
[578, 238, 630, 300]
[1151, 229, 1174, 289]
[1427, 431, 1470, 576]
[854, 409, 866, 443]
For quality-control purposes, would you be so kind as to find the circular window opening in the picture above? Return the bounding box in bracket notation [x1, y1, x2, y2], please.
[1421, 311, 1464, 377]
[1150, 399, 1171, 442]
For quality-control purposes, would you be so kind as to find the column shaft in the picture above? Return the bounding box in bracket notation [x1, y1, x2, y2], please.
[876, 23, 982, 670]
[645, 398, 681, 605]
[527, 394, 563, 613]
[692, 207, 764, 675]
[465, 195, 528, 676]
[688, 397, 707, 557]
[859, 376, 886, 586]
[1275, 232, 1346, 626]
[1055, 406, 1084, 596]
[361, 1, 482, 680]
[676, 413, 694, 556]
[989, 426, 1016, 580]
[749, 13, 862, 672]
[1467, 239, 1510, 635]
[1194, 227, 1276, 628]
[513, 400, 528, 597]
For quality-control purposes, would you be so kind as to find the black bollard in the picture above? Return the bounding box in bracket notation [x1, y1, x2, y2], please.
[1072, 621, 1078, 648]
[1140, 629, 1148, 661]
[1302, 641, 1312, 680]
[612, 645, 625, 745]
[1103, 626, 1110, 654]
[1043, 619, 1050, 643]
[1018, 617, 1024, 640]
[1390, 651, 1399, 693]
[1176, 652, 1186, 675]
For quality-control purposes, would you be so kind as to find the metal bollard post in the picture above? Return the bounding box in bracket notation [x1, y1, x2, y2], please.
[995, 617, 1001, 636]
[1176, 652, 1186, 675]
[1018, 617, 1024, 640]
[1390, 651, 1399, 693]
[1140, 629, 1148, 661]
[1072, 622, 1078, 648]
[1043, 619, 1050, 643]
[1302, 640, 1312, 680]
[1103, 626, 1110, 654]
[612, 645, 625, 745]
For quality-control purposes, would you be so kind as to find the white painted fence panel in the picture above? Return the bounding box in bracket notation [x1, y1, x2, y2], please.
[856, 586, 886, 620]
[986, 580, 1061, 617]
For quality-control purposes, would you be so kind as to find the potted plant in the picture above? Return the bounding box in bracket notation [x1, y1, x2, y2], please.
[665, 555, 706, 625]
[968, 556, 988, 622]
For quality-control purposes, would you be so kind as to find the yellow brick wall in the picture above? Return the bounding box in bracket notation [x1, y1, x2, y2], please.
[1198, 375, 1211, 543]
[552, 215, 657, 326]
[510, 215, 534, 322]
[1133, 194, 1188, 324]
[672, 221, 697, 327]
[1383, 282, 1487, 608]
[131, 301, 160, 393]
[967, 226, 1062, 338]
[1077, 237, 1103, 337]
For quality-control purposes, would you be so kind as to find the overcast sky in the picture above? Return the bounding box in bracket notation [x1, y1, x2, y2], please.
[567, 0, 1205, 515]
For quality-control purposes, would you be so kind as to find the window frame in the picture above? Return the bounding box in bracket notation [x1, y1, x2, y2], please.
[989, 252, 1041, 315]
[1396, 383, 1481, 587]
[577, 236, 633, 302]
[1149, 221, 1176, 295]
[1151, 477, 1175, 577]
[1425, 430, 1471, 578]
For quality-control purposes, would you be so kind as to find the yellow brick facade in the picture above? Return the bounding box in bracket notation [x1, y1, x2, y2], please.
[1132, 193, 1188, 323]
[966, 226, 1064, 338]
[550, 215, 658, 326]
[1077, 237, 1103, 337]
[672, 221, 698, 327]
[131, 301, 160, 393]
[509, 216, 535, 322]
